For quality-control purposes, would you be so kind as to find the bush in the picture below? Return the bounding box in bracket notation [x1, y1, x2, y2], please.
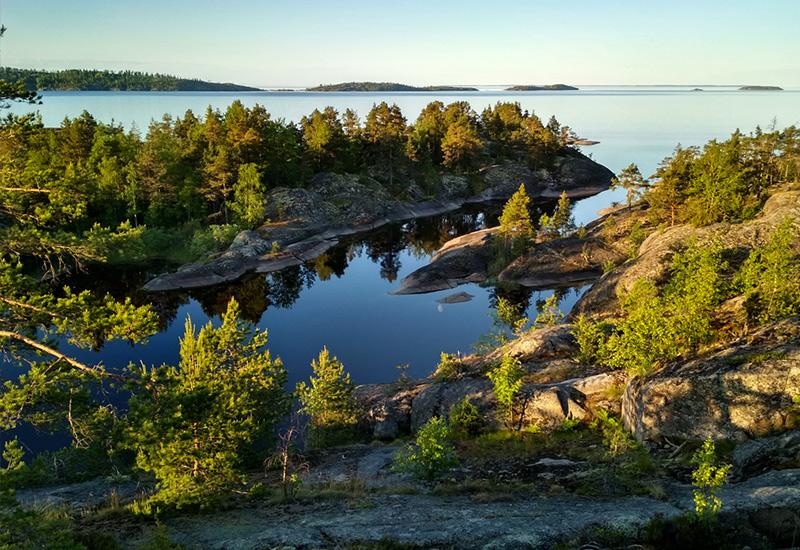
[534, 294, 562, 327]
[591, 409, 635, 456]
[393, 417, 458, 481]
[433, 352, 467, 381]
[448, 398, 485, 438]
[572, 313, 608, 364]
[487, 354, 524, 429]
[691, 438, 731, 523]
[736, 218, 800, 324]
[586, 242, 729, 376]
[188, 224, 241, 258]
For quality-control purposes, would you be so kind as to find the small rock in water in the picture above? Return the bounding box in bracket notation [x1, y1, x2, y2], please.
[436, 291, 475, 304]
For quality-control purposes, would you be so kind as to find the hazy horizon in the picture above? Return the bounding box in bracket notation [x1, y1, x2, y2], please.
[1, 0, 798, 88]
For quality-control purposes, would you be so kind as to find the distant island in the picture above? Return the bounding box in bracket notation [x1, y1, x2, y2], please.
[739, 85, 783, 91]
[0, 67, 261, 92]
[307, 82, 479, 92]
[505, 84, 578, 91]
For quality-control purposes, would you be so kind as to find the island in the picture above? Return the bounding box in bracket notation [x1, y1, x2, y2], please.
[0, 67, 261, 91]
[505, 84, 578, 91]
[739, 85, 783, 91]
[307, 82, 479, 92]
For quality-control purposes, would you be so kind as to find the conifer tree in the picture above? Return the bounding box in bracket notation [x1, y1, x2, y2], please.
[498, 184, 534, 253]
[296, 347, 360, 445]
[230, 162, 266, 228]
[126, 299, 288, 510]
[612, 163, 648, 207]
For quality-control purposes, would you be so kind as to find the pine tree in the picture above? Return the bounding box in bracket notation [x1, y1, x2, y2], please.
[498, 184, 534, 253]
[612, 163, 648, 207]
[126, 299, 288, 510]
[296, 347, 360, 446]
[230, 163, 265, 228]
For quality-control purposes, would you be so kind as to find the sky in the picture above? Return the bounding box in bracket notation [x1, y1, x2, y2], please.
[1, 0, 799, 88]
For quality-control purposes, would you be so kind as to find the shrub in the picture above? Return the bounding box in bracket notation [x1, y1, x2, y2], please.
[597, 242, 729, 376]
[591, 409, 635, 456]
[487, 354, 524, 429]
[534, 294, 562, 327]
[433, 352, 466, 381]
[736, 218, 800, 324]
[556, 417, 582, 433]
[448, 398, 485, 438]
[572, 313, 608, 364]
[691, 438, 731, 523]
[539, 191, 575, 239]
[393, 417, 458, 481]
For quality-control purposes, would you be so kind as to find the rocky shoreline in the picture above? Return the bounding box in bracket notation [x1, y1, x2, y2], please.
[144, 153, 614, 292]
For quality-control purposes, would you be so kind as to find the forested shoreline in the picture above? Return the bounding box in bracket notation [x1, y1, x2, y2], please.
[0, 67, 260, 92]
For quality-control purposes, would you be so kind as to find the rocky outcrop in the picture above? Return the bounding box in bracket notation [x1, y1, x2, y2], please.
[392, 228, 497, 294]
[623, 317, 800, 442]
[395, 201, 634, 295]
[574, 188, 800, 317]
[159, 469, 800, 549]
[145, 154, 613, 292]
[356, 369, 626, 439]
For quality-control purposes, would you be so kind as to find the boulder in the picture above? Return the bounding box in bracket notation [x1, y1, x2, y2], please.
[357, 369, 625, 439]
[465, 324, 578, 368]
[622, 317, 800, 442]
[392, 228, 496, 294]
[355, 383, 428, 440]
[410, 378, 495, 431]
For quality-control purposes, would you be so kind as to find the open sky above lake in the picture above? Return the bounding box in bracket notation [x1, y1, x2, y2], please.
[1, 0, 799, 88]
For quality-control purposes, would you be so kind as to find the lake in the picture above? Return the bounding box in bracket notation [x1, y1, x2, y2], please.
[7, 86, 800, 396]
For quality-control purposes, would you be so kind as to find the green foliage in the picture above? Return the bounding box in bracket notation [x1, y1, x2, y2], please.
[586, 242, 729, 376]
[611, 163, 648, 207]
[448, 398, 485, 438]
[441, 118, 483, 169]
[556, 417, 582, 433]
[646, 127, 800, 226]
[736, 218, 800, 324]
[0, 490, 85, 550]
[433, 352, 467, 381]
[230, 163, 266, 228]
[534, 294, 563, 327]
[296, 347, 360, 447]
[497, 184, 534, 254]
[487, 354, 524, 429]
[691, 438, 731, 523]
[572, 313, 608, 364]
[591, 409, 635, 456]
[496, 296, 528, 335]
[626, 220, 647, 259]
[539, 191, 575, 238]
[126, 299, 288, 512]
[393, 417, 458, 481]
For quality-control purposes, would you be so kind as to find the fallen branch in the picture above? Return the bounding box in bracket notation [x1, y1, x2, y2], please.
[0, 330, 131, 382]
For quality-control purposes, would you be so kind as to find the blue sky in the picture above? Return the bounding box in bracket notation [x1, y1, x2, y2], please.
[1, 0, 798, 87]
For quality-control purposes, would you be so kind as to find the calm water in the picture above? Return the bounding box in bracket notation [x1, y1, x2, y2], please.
[7, 87, 800, 395]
